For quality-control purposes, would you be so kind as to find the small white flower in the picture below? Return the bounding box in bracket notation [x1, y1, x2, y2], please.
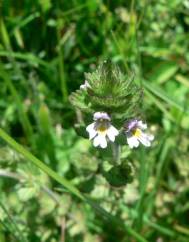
[86, 112, 119, 148]
[125, 119, 154, 149]
[80, 80, 91, 90]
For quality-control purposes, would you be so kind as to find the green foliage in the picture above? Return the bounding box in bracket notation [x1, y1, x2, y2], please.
[103, 161, 133, 187]
[70, 89, 93, 113]
[70, 61, 142, 122]
[0, 0, 189, 242]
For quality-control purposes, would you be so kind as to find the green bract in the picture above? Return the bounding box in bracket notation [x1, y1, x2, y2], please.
[70, 61, 142, 125]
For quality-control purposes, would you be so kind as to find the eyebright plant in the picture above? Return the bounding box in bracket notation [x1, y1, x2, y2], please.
[70, 61, 154, 148]
[70, 61, 154, 186]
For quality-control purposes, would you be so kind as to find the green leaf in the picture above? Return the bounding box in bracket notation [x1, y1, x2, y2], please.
[69, 90, 93, 113]
[103, 162, 133, 187]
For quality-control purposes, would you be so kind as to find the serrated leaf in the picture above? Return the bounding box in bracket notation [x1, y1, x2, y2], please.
[69, 90, 93, 113]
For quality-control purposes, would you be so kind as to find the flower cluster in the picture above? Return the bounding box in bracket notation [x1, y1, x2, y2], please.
[85, 110, 154, 149]
[77, 68, 154, 150]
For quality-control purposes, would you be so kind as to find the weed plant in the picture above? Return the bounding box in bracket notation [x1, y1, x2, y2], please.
[0, 1, 189, 242]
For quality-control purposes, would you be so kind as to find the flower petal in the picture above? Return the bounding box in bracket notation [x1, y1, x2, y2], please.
[99, 135, 107, 148]
[93, 112, 110, 121]
[110, 125, 119, 136]
[86, 123, 97, 139]
[86, 123, 94, 132]
[80, 80, 90, 90]
[93, 134, 107, 148]
[80, 84, 85, 90]
[93, 135, 101, 147]
[107, 125, 119, 142]
[138, 120, 147, 130]
[137, 132, 151, 147]
[127, 136, 139, 148]
[89, 130, 97, 140]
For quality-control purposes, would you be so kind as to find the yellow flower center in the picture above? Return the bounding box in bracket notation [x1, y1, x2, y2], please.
[97, 126, 107, 134]
[133, 128, 142, 138]
[96, 120, 109, 134]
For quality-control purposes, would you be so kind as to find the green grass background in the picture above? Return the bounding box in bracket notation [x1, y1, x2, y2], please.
[0, 0, 189, 241]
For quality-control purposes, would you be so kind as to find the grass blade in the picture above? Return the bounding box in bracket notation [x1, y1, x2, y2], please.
[0, 65, 34, 144]
[0, 201, 27, 242]
[143, 80, 189, 114]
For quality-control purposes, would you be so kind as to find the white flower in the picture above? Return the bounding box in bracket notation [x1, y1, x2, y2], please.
[86, 112, 119, 148]
[80, 80, 91, 90]
[125, 119, 154, 149]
